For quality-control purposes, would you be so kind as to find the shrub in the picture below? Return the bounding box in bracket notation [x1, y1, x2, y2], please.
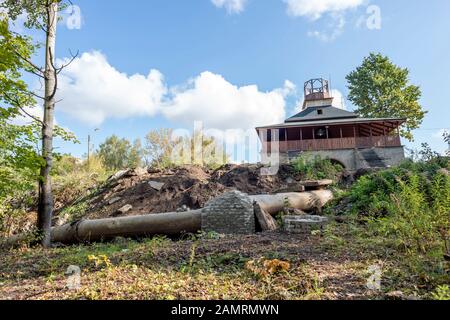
[348, 158, 449, 217]
[342, 157, 450, 290]
[291, 154, 344, 181]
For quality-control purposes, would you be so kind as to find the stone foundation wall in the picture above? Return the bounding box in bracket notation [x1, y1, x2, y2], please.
[286, 146, 405, 171]
[201, 190, 255, 235]
[283, 215, 328, 233]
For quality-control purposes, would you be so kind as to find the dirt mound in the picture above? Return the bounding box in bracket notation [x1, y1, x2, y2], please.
[55, 164, 304, 223]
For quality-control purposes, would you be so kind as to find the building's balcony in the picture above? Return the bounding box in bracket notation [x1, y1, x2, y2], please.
[263, 135, 402, 153]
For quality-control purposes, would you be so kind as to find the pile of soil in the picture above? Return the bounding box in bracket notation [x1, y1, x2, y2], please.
[56, 164, 304, 222]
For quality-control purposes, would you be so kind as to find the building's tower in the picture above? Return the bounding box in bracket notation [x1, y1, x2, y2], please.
[303, 78, 334, 109]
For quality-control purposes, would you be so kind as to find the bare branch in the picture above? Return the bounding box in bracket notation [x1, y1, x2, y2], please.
[26, 90, 46, 101]
[13, 49, 45, 78]
[48, 47, 58, 100]
[56, 49, 79, 74]
[3, 92, 45, 127]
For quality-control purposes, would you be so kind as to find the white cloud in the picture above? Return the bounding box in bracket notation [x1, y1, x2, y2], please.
[330, 89, 347, 110]
[293, 88, 346, 111]
[211, 0, 248, 14]
[9, 106, 44, 126]
[307, 13, 346, 42]
[163, 71, 292, 130]
[55, 51, 294, 132]
[57, 51, 167, 126]
[284, 0, 364, 20]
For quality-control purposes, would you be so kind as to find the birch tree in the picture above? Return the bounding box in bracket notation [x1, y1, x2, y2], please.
[1, 0, 78, 247]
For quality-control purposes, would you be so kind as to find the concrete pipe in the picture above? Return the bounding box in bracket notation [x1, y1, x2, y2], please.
[51, 210, 203, 244]
[251, 190, 334, 215]
[2, 191, 333, 246]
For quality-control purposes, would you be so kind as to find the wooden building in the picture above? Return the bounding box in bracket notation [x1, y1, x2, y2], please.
[256, 78, 406, 170]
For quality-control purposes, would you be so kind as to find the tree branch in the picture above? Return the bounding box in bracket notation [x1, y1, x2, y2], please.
[56, 49, 79, 74]
[13, 49, 46, 79]
[48, 47, 58, 100]
[3, 92, 45, 127]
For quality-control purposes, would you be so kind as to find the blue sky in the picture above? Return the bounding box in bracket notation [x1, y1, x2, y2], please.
[16, 0, 450, 158]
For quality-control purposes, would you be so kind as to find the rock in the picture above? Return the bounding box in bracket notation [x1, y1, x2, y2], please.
[108, 197, 122, 205]
[283, 215, 328, 233]
[147, 167, 162, 174]
[285, 177, 295, 184]
[176, 205, 191, 212]
[108, 169, 130, 182]
[385, 291, 405, 300]
[299, 179, 333, 190]
[253, 202, 278, 232]
[116, 204, 133, 215]
[132, 167, 148, 176]
[148, 181, 165, 191]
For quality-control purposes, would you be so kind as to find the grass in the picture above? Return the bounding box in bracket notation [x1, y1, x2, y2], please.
[321, 217, 449, 299]
[0, 232, 374, 300]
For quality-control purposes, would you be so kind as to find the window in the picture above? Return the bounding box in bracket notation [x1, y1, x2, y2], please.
[317, 109, 323, 115]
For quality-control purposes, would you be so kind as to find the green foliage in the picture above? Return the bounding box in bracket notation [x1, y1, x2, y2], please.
[128, 139, 143, 169]
[291, 153, 344, 181]
[370, 173, 449, 254]
[348, 157, 449, 217]
[346, 53, 426, 141]
[0, 16, 41, 210]
[339, 153, 449, 291]
[145, 129, 229, 169]
[0, 0, 69, 30]
[144, 128, 176, 168]
[97, 135, 141, 171]
[432, 285, 450, 300]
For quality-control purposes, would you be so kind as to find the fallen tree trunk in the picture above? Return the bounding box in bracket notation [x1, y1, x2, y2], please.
[2, 191, 333, 246]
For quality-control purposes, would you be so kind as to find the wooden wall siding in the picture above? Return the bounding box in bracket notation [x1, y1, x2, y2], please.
[263, 135, 401, 153]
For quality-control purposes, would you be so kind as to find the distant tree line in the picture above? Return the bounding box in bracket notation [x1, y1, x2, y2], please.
[94, 129, 229, 171]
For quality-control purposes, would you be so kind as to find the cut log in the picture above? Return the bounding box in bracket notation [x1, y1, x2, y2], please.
[274, 183, 306, 193]
[299, 179, 333, 190]
[253, 202, 278, 232]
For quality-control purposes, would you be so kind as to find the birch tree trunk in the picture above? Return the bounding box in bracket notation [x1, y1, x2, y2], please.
[37, 1, 58, 248]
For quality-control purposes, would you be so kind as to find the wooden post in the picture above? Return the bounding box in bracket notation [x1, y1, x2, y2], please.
[300, 128, 303, 150]
[284, 128, 288, 152]
[340, 127, 343, 139]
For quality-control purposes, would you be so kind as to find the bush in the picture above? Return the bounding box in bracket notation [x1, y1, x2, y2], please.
[341, 157, 450, 291]
[0, 154, 111, 237]
[291, 154, 344, 181]
[348, 158, 449, 217]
